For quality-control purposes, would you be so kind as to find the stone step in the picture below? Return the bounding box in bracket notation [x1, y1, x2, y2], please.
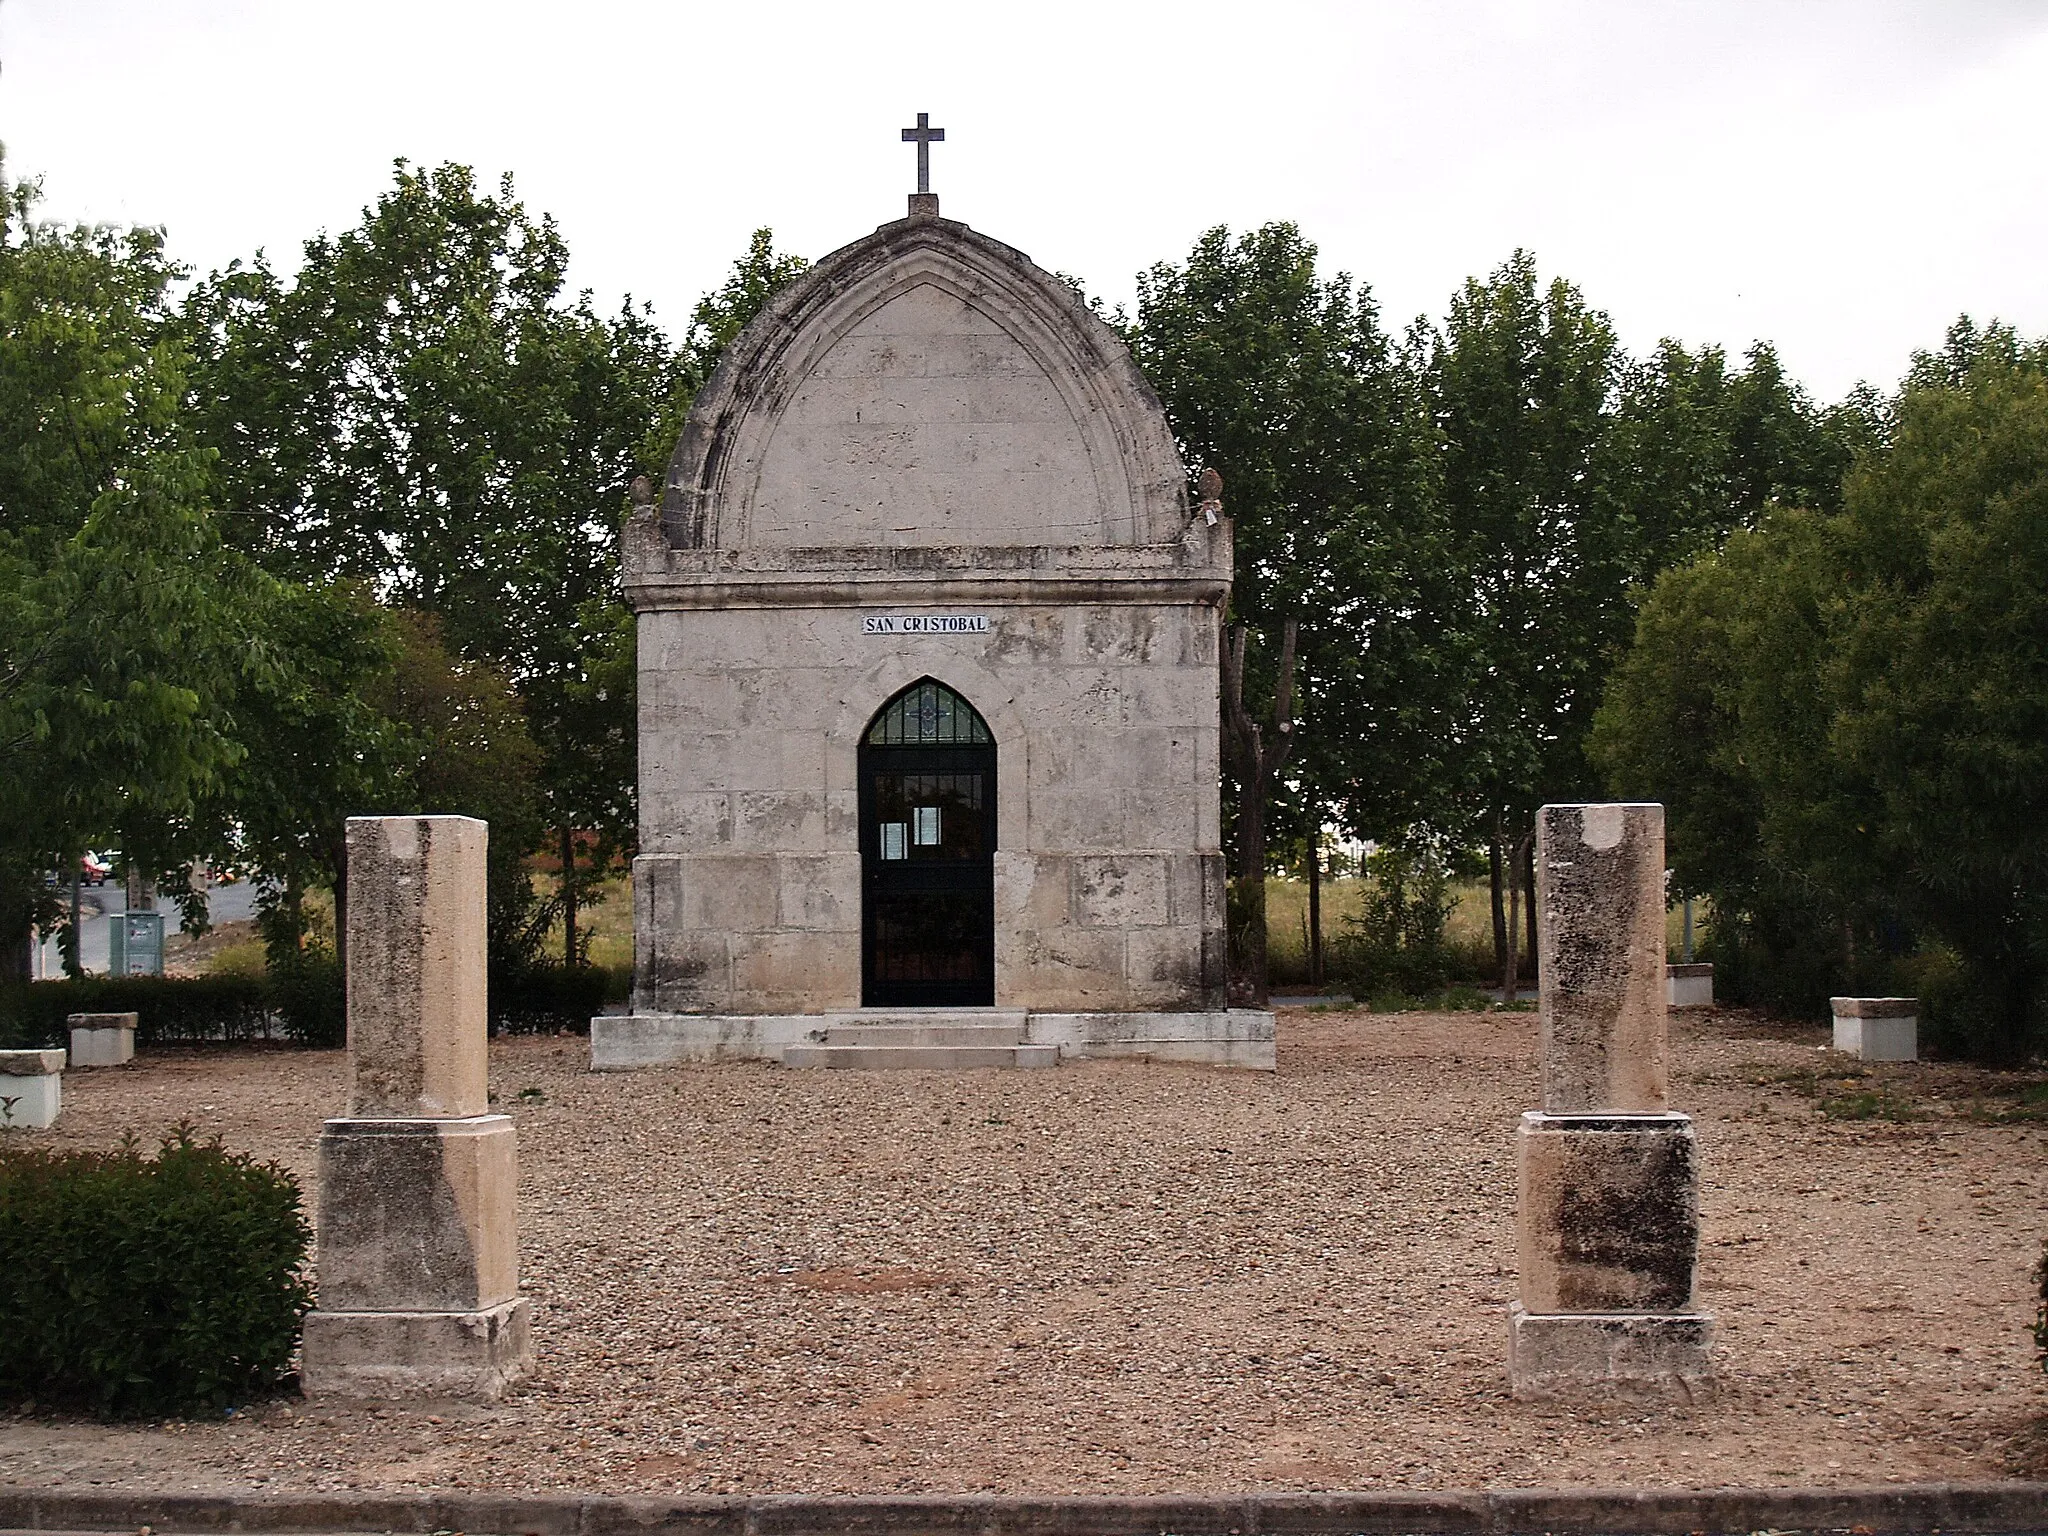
[823, 1009, 1029, 1033]
[822, 1024, 1024, 1046]
[781, 1043, 1060, 1070]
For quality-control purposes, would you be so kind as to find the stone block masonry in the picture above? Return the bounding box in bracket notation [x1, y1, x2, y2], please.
[1510, 803, 1714, 1401]
[67, 1012, 136, 1067]
[0, 1049, 63, 1129]
[299, 816, 530, 1399]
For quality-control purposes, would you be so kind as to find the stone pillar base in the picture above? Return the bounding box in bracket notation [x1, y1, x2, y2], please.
[300, 1297, 531, 1399]
[1508, 1303, 1715, 1401]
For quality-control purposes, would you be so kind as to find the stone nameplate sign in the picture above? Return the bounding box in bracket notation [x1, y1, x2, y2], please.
[862, 614, 990, 635]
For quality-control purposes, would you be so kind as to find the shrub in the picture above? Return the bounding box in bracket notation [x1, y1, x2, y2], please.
[0, 974, 271, 1050]
[266, 951, 344, 1048]
[0, 960, 345, 1051]
[0, 1126, 313, 1416]
[1334, 844, 1458, 996]
[490, 962, 611, 1035]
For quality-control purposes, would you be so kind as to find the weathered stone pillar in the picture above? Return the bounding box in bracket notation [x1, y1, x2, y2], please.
[1509, 803, 1714, 1400]
[300, 816, 531, 1398]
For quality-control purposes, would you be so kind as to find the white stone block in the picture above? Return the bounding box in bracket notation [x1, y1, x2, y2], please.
[1831, 997, 1917, 1061]
[0, 1049, 65, 1128]
[68, 1012, 137, 1066]
[590, 1009, 1277, 1070]
[1665, 964, 1713, 1009]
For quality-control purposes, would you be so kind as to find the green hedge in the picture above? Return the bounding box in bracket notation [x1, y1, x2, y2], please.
[0, 962, 344, 1051]
[490, 963, 620, 1035]
[0, 957, 622, 1048]
[0, 1128, 313, 1417]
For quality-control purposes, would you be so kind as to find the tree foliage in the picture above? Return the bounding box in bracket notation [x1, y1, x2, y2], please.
[1594, 319, 2048, 1060]
[0, 162, 268, 974]
[182, 163, 687, 898]
[1126, 223, 1449, 991]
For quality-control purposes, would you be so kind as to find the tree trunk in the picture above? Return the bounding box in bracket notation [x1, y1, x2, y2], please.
[1522, 833, 1538, 979]
[1219, 619, 1298, 1008]
[330, 833, 350, 978]
[1487, 819, 1507, 996]
[562, 825, 579, 970]
[1232, 788, 1269, 1004]
[1306, 825, 1323, 990]
[65, 861, 82, 980]
[1503, 829, 1532, 1003]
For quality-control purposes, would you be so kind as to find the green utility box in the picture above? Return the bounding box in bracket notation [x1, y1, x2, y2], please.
[109, 910, 165, 976]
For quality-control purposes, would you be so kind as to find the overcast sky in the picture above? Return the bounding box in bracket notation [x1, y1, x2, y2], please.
[3, 0, 2044, 403]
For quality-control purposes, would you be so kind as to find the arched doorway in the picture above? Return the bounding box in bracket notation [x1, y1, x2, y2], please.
[858, 679, 996, 1007]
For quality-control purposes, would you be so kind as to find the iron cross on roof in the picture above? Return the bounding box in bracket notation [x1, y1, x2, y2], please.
[901, 112, 945, 195]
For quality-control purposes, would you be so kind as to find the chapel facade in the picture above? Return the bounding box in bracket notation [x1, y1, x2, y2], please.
[591, 189, 1272, 1070]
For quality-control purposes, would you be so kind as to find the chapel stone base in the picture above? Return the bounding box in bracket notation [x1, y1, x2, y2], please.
[299, 1299, 531, 1400]
[1507, 1304, 1716, 1401]
[592, 1009, 1276, 1071]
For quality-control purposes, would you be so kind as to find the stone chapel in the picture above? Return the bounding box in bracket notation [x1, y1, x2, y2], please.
[590, 171, 1272, 1071]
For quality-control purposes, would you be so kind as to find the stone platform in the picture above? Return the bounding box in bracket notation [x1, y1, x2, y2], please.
[592, 1008, 1276, 1070]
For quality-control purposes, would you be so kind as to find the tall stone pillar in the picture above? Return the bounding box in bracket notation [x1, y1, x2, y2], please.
[1509, 803, 1714, 1400]
[300, 816, 532, 1398]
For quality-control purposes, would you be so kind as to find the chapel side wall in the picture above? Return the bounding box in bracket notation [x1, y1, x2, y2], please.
[631, 599, 1225, 1016]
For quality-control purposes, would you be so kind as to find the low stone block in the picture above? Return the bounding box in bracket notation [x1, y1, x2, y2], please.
[0, 1050, 63, 1129]
[1507, 1303, 1715, 1401]
[67, 1012, 137, 1067]
[591, 1012, 822, 1067]
[316, 1115, 519, 1313]
[1028, 1010, 1276, 1069]
[1517, 1111, 1699, 1314]
[1831, 997, 1918, 1061]
[1665, 964, 1713, 1009]
[300, 1297, 531, 1399]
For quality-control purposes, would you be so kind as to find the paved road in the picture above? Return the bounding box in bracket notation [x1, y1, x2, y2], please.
[30, 878, 262, 977]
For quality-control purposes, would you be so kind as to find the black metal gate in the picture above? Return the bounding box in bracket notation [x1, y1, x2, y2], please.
[858, 681, 996, 1007]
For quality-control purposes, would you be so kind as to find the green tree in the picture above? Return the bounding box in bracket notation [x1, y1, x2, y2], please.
[210, 583, 403, 969]
[183, 162, 689, 960]
[1425, 252, 1623, 988]
[1127, 223, 1448, 1000]
[0, 162, 259, 977]
[1595, 319, 2048, 1061]
[371, 610, 548, 977]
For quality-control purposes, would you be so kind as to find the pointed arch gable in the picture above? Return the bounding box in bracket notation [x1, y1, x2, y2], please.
[661, 217, 1188, 552]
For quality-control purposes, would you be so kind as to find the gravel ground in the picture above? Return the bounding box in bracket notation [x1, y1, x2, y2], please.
[3, 1006, 2044, 1495]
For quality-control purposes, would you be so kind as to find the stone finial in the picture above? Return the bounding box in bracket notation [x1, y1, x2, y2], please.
[1536, 803, 1668, 1113]
[345, 816, 488, 1118]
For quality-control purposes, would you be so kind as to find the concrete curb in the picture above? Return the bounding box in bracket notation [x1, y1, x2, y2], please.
[0, 1482, 2045, 1536]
